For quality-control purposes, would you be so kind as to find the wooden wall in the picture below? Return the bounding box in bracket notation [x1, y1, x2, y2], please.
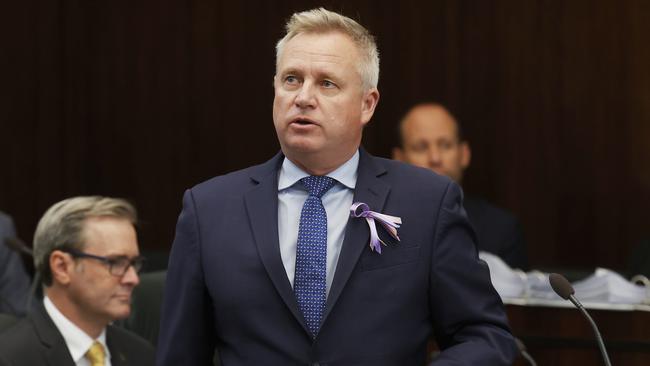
[1, 0, 649, 271]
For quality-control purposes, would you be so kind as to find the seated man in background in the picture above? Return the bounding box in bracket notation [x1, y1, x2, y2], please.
[628, 238, 650, 278]
[393, 103, 528, 269]
[0, 211, 31, 316]
[0, 196, 154, 366]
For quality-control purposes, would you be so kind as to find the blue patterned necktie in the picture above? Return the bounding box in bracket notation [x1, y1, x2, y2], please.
[294, 175, 336, 337]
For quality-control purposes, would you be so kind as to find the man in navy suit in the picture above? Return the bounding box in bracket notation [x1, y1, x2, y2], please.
[393, 103, 528, 270]
[157, 8, 516, 365]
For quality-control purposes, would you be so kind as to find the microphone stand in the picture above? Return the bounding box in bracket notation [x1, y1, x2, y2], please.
[568, 294, 612, 366]
[550, 273, 612, 366]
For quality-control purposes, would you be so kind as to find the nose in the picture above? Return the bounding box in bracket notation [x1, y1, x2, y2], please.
[294, 82, 316, 109]
[427, 146, 442, 166]
[121, 265, 140, 286]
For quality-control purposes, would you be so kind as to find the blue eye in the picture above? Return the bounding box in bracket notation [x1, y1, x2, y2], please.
[285, 76, 298, 84]
[322, 80, 336, 88]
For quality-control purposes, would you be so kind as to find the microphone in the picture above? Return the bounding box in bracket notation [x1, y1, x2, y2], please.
[514, 337, 537, 366]
[549, 273, 612, 366]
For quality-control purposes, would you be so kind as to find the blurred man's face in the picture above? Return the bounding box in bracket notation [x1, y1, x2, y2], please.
[67, 217, 140, 325]
[393, 105, 470, 183]
[273, 31, 379, 174]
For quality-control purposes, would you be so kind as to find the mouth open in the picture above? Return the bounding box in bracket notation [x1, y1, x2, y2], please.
[291, 117, 318, 126]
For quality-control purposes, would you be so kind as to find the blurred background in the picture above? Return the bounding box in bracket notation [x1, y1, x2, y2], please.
[1, 0, 649, 274]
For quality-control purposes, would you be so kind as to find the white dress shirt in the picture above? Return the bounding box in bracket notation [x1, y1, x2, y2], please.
[44, 296, 112, 366]
[277, 150, 358, 296]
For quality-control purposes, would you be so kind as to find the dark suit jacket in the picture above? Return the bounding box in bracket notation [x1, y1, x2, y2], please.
[0, 304, 155, 366]
[0, 314, 17, 332]
[464, 196, 528, 270]
[0, 211, 31, 316]
[157, 149, 516, 366]
[628, 239, 650, 278]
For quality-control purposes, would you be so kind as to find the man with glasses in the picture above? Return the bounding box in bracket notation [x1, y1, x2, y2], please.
[0, 196, 154, 366]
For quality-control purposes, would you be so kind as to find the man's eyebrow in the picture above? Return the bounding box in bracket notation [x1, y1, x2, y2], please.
[314, 69, 338, 79]
[279, 67, 301, 76]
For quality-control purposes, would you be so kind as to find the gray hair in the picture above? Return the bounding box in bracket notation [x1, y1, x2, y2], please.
[275, 8, 380, 90]
[33, 196, 137, 286]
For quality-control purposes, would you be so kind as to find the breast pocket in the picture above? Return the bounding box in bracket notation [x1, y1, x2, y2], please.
[360, 244, 421, 271]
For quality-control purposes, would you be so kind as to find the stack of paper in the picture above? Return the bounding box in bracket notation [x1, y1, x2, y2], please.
[572, 268, 648, 304]
[478, 252, 649, 305]
[526, 270, 561, 300]
[478, 251, 527, 299]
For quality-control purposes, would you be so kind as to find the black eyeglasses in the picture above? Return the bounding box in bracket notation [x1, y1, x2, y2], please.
[60, 247, 146, 276]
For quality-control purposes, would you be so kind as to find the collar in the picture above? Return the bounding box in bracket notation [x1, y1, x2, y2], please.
[43, 296, 111, 363]
[278, 150, 359, 191]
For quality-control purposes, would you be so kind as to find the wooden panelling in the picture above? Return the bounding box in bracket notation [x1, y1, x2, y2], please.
[1, 1, 648, 273]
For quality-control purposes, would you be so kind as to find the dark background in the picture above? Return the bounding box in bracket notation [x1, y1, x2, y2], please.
[1, 0, 648, 272]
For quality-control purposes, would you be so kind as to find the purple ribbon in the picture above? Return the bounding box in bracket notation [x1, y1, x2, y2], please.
[350, 202, 402, 254]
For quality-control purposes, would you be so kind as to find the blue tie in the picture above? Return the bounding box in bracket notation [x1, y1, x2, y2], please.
[294, 175, 336, 337]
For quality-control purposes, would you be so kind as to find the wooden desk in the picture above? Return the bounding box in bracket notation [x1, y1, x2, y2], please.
[507, 303, 650, 365]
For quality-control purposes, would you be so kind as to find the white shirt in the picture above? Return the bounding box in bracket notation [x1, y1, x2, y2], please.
[44, 296, 112, 366]
[277, 150, 358, 295]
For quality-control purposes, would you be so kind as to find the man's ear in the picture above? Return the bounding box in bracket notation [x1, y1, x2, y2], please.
[392, 147, 405, 162]
[460, 142, 471, 169]
[360, 88, 380, 126]
[50, 250, 74, 286]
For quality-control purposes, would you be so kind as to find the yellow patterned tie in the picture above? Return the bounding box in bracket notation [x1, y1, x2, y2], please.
[85, 341, 105, 366]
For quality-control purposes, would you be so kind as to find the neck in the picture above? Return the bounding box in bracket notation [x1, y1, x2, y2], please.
[284, 148, 358, 176]
[46, 287, 107, 339]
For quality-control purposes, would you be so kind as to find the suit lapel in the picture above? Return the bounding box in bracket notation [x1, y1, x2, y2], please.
[106, 327, 128, 366]
[322, 150, 390, 325]
[31, 304, 76, 366]
[244, 153, 311, 335]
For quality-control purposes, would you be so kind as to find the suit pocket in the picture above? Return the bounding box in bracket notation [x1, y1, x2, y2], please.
[360, 244, 420, 271]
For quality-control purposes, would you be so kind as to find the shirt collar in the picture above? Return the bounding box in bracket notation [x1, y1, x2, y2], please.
[43, 296, 110, 363]
[278, 150, 359, 191]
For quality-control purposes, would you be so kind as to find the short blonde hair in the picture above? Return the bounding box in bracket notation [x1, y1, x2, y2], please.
[275, 8, 380, 90]
[33, 196, 137, 286]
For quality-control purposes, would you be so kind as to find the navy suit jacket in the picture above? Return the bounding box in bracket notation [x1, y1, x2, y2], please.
[157, 149, 516, 365]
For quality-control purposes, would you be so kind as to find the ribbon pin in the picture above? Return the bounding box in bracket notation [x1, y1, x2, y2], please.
[350, 202, 402, 254]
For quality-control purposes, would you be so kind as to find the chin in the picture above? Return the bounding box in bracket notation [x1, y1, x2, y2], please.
[111, 310, 131, 320]
[282, 138, 323, 154]
[109, 304, 132, 320]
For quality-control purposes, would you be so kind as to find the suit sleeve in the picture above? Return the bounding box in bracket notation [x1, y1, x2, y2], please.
[156, 190, 216, 366]
[429, 182, 518, 365]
